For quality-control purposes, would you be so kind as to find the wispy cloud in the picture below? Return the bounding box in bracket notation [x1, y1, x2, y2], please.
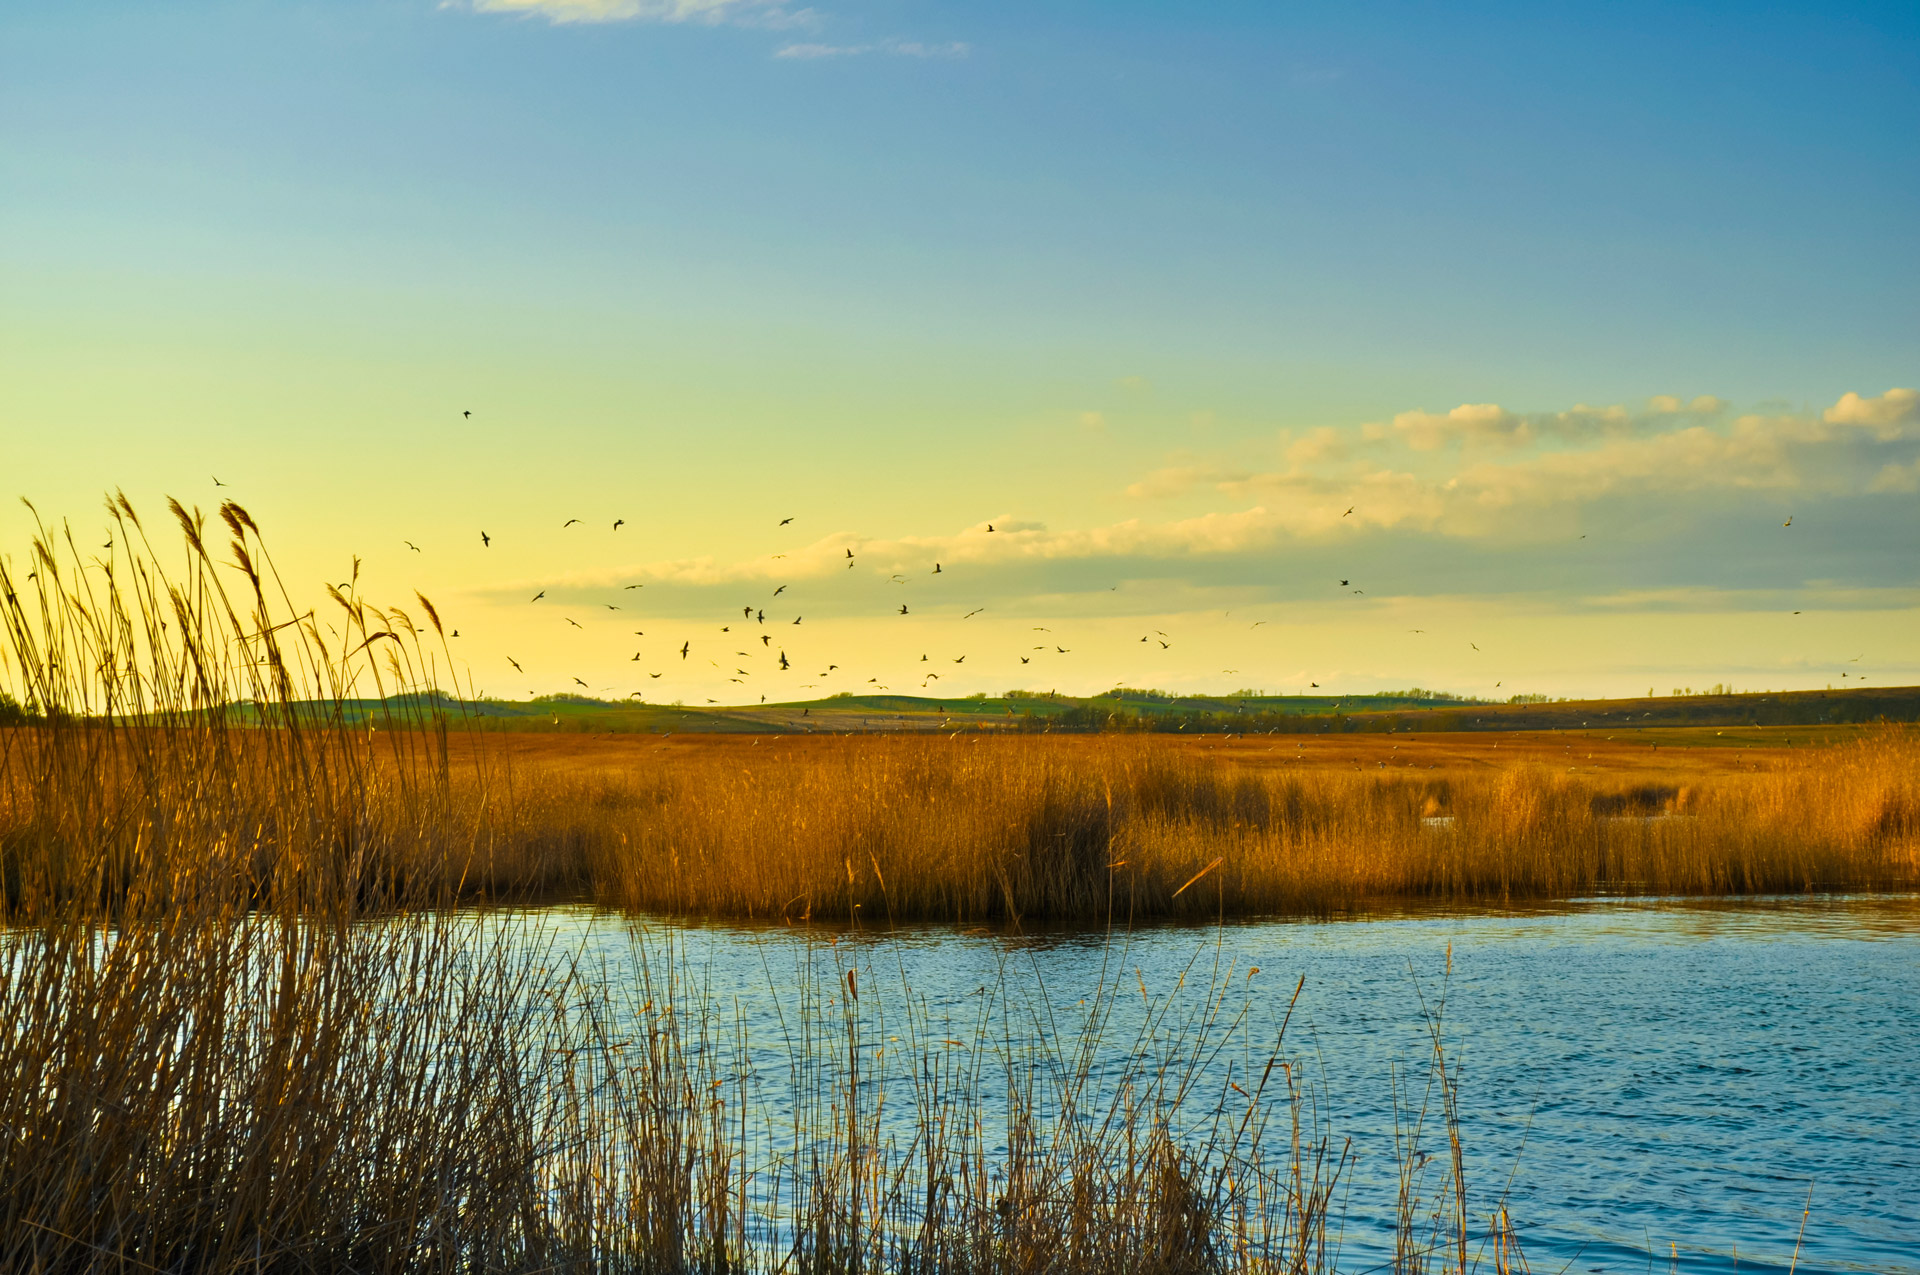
[776, 38, 969, 59]
[459, 0, 816, 28]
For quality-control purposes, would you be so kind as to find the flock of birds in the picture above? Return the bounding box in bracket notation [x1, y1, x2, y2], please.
[207, 449, 1867, 706]
[425, 499, 1472, 706]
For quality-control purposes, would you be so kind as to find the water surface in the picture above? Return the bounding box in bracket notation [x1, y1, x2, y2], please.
[543, 896, 1919, 1274]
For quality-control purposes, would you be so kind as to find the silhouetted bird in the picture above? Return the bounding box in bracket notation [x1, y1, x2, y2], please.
[773, 585, 786, 597]
[1784, 516, 1793, 527]
[481, 531, 490, 547]
[1020, 657, 1030, 664]
[614, 519, 624, 530]
[566, 618, 583, 629]
[1056, 647, 1069, 653]
[605, 605, 619, 611]
[761, 634, 771, 646]
[680, 642, 690, 659]
[508, 656, 522, 672]
[953, 656, 965, 664]
[1342, 507, 1354, 517]
[780, 517, 794, 525]
[213, 475, 227, 486]
[779, 651, 790, 669]
[744, 606, 754, 619]
[404, 541, 421, 552]
[563, 519, 579, 527]
[573, 678, 588, 687]
[625, 584, 644, 589]
[933, 563, 942, 573]
[899, 605, 909, 615]
[650, 672, 662, 678]
[1339, 580, 1348, 587]
[792, 616, 802, 625]
[964, 608, 983, 619]
[986, 524, 995, 532]
[531, 591, 545, 602]
[463, 410, 471, 418]
[756, 609, 764, 622]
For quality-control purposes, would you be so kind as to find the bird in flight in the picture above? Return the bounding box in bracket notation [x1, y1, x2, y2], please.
[744, 606, 754, 619]
[604, 604, 619, 611]
[963, 608, 984, 619]
[1158, 641, 1169, 649]
[563, 519, 579, 528]
[1339, 580, 1349, 587]
[565, 618, 583, 629]
[481, 531, 490, 547]
[625, 584, 644, 590]
[761, 634, 771, 646]
[650, 672, 662, 678]
[1408, 629, 1425, 634]
[933, 563, 942, 573]
[1342, 507, 1354, 517]
[680, 641, 690, 659]
[780, 517, 793, 526]
[463, 410, 471, 419]
[773, 585, 786, 597]
[631, 652, 642, 661]
[779, 651, 790, 669]
[953, 656, 965, 664]
[1783, 516, 1793, 527]
[613, 519, 624, 531]
[531, 591, 545, 602]
[1310, 681, 1318, 688]
[899, 605, 909, 615]
[573, 677, 588, 688]
[1020, 656, 1030, 664]
[792, 616, 802, 625]
[1056, 646, 1070, 654]
[986, 524, 995, 532]
[404, 541, 421, 552]
[212, 475, 227, 487]
[1471, 642, 1479, 651]
[508, 656, 523, 672]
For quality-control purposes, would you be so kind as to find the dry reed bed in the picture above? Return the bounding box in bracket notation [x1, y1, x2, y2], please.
[509, 732, 1920, 922]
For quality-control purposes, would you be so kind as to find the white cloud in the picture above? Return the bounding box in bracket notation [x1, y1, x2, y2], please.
[1867, 458, 1920, 493]
[1824, 387, 1918, 438]
[463, 0, 799, 24]
[776, 37, 968, 58]
[1392, 403, 1524, 451]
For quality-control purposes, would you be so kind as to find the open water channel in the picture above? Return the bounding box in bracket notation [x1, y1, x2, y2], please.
[537, 896, 1918, 1275]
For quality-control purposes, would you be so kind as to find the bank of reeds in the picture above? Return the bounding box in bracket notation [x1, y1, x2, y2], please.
[549, 731, 1920, 921]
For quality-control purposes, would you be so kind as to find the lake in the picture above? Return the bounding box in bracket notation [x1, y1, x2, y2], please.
[534, 895, 1919, 1275]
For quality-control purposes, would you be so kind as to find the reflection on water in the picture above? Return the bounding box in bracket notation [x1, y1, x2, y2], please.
[527, 896, 1918, 1275]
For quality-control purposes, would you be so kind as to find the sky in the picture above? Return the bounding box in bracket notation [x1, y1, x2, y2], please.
[2, 0, 1916, 705]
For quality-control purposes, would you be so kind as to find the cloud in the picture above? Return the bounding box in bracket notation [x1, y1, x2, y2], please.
[776, 37, 969, 58]
[1823, 387, 1918, 438]
[1392, 403, 1526, 451]
[483, 389, 1920, 612]
[462, 0, 805, 24]
[1867, 458, 1920, 493]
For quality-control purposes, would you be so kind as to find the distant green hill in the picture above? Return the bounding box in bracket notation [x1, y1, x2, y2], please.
[195, 682, 1920, 735]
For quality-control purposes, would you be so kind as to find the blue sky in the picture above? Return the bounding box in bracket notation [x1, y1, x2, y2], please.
[3, 0, 1916, 701]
